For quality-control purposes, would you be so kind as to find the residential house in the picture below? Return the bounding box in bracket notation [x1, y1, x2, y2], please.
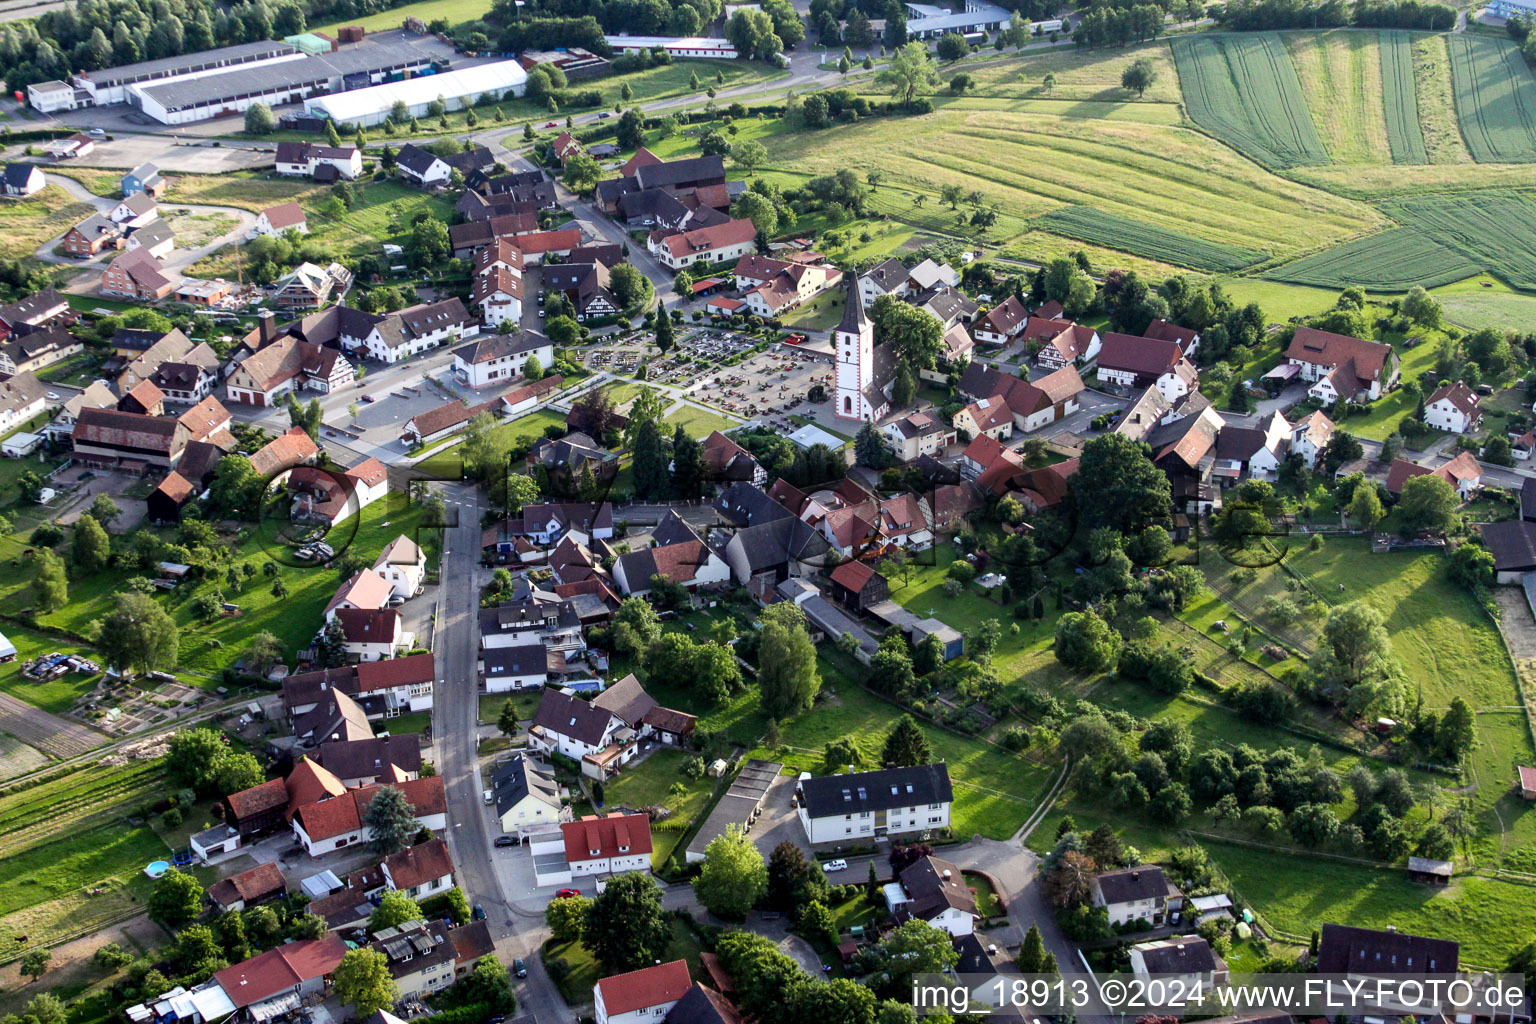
[355, 298, 476, 364]
[248, 426, 319, 483]
[1097, 333, 1197, 402]
[108, 192, 159, 228]
[290, 775, 447, 856]
[1091, 865, 1181, 927]
[210, 935, 348, 1020]
[912, 284, 977, 330]
[366, 918, 459, 998]
[859, 256, 910, 307]
[1386, 452, 1482, 501]
[1285, 327, 1399, 404]
[633, 155, 726, 196]
[122, 163, 166, 198]
[1290, 410, 1334, 470]
[492, 753, 566, 835]
[954, 362, 1085, 436]
[505, 228, 581, 264]
[100, 248, 173, 300]
[907, 258, 960, 292]
[250, 202, 308, 238]
[828, 559, 890, 612]
[373, 535, 426, 600]
[400, 394, 506, 447]
[527, 687, 629, 773]
[544, 262, 621, 320]
[1314, 923, 1458, 977]
[0, 327, 81, 377]
[957, 433, 1025, 494]
[648, 218, 756, 271]
[699, 430, 765, 486]
[313, 733, 423, 787]
[323, 569, 394, 623]
[884, 411, 955, 462]
[46, 381, 109, 440]
[662, 984, 742, 1024]
[1143, 318, 1201, 358]
[528, 431, 618, 481]
[594, 960, 691, 1024]
[612, 516, 730, 597]
[281, 653, 435, 728]
[3, 163, 45, 196]
[972, 295, 1028, 346]
[496, 501, 615, 547]
[593, 674, 696, 747]
[334, 607, 412, 662]
[930, 479, 987, 528]
[225, 331, 354, 406]
[527, 812, 653, 887]
[1013, 458, 1079, 514]
[1213, 411, 1289, 484]
[1148, 405, 1225, 520]
[152, 358, 219, 404]
[394, 144, 455, 188]
[63, 213, 123, 256]
[270, 262, 352, 311]
[381, 838, 453, 899]
[0, 288, 69, 339]
[738, 260, 841, 319]
[275, 141, 363, 180]
[797, 763, 953, 844]
[119, 379, 165, 416]
[886, 855, 976, 937]
[206, 861, 286, 913]
[718, 515, 830, 585]
[1128, 937, 1227, 993]
[1425, 381, 1483, 433]
[471, 266, 524, 329]
[1031, 319, 1102, 371]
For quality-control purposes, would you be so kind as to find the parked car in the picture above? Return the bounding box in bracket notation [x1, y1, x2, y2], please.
[513, 958, 527, 978]
[822, 859, 848, 873]
[554, 888, 581, 898]
[494, 835, 517, 848]
[471, 903, 486, 920]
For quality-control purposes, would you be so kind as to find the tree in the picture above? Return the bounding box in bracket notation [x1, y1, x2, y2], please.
[19, 949, 50, 982]
[758, 602, 820, 717]
[209, 455, 262, 520]
[631, 418, 669, 502]
[545, 894, 591, 943]
[1312, 602, 1395, 694]
[877, 919, 960, 989]
[369, 890, 423, 933]
[655, 306, 676, 353]
[72, 513, 111, 573]
[732, 139, 768, 174]
[767, 840, 815, 911]
[1121, 57, 1157, 96]
[1054, 610, 1121, 673]
[33, 549, 67, 613]
[695, 824, 768, 919]
[1437, 695, 1477, 763]
[855, 420, 888, 468]
[244, 101, 276, 135]
[1398, 474, 1459, 535]
[733, 191, 780, 237]
[870, 634, 916, 697]
[407, 215, 450, 266]
[215, 751, 264, 795]
[1071, 433, 1171, 535]
[1402, 285, 1443, 328]
[615, 107, 644, 150]
[612, 597, 664, 656]
[1289, 802, 1340, 847]
[971, 618, 1002, 663]
[98, 592, 178, 677]
[878, 42, 939, 108]
[148, 868, 202, 926]
[89, 493, 121, 528]
[936, 31, 968, 60]
[363, 785, 417, 855]
[1321, 431, 1364, 475]
[585, 873, 670, 971]
[869, 292, 944, 373]
[1349, 482, 1385, 530]
[881, 715, 933, 767]
[610, 263, 651, 311]
[333, 949, 399, 1018]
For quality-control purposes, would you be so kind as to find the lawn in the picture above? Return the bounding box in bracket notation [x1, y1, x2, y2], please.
[543, 917, 705, 1006]
[0, 185, 96, 253]
[1431, 274, 1536, 331]
[600, 747, 715, 867]
[311, 0, 490, 32]
[0, 623, 105, 714]
[964, 870, 1002, 917]
[386, 711, 432, 735]
[478, 689, 541, 726]
[663, 404, 739, 439]
[416, 408, 568, 480]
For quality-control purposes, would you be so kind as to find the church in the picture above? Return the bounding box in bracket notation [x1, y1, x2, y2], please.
[834, 273, 899, 423]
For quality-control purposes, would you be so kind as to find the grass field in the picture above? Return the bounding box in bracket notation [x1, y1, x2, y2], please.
[1172, 34, 1330, 169]
[1411, 34, 1473, 164]
[663, 404, 738, 439]
[1432, 274, 1536, 330]
[1446, 35, 1536, 163]
[414, 407, 568, 480]
[1383, 191, 1536, 290]
[1379, 31, 1429, 164]
[1286, 30, 1391, 165]
[312, 0, 487, 32]
[601, 747, 715, 867]
[1036, 206, 1266, 272]
[1263, 226, 1478, 290]
[0, 185, 96, 253]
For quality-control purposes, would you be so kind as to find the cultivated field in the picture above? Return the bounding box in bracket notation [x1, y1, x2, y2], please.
[1411, 34, 1473, 164]
[1379, 31, 1429, 163]
[1036, 205, 1267, 272]
[1446, 35, 1536, 163]
[1264, 226, 1477, 289]
[1386, 191, 1536, 289]
[1285, 30, 1391, 164]
[1172, 34, 1330, 168]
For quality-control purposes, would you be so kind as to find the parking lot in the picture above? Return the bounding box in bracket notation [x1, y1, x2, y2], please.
[349, 381, 459, 451]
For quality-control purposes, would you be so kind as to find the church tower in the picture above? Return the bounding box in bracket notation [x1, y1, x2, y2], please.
[834, 273, 874, 421]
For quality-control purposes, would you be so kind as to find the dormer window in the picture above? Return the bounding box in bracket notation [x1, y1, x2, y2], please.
[619, 845, 629, 853]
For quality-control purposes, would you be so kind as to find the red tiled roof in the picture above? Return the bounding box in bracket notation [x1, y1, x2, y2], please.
[561, 812, 653, 863]
[214, 934, 346, 1008]
[829, 559, 877, 593]
[249, 426, 318, 478]
[382, 837, 453, 891]
[654, 218, 755, 259]
[1098, 333, 1183, 377]
[1285, 327, 1393, 383]
[207, 861, 286, 908]
[1428, 381, 1481, 419]
[225, 777, 287, 821]
[154, 469, 195, 503]
[596, 959, 691, 1017]
[1385, 458, 1433, 495]
[354, 651, 435, 692]
[261, 202, 307, 230]
[294, 776, 446, 841]
[284, 757, 347, 819]
[346, 456, 387, 488]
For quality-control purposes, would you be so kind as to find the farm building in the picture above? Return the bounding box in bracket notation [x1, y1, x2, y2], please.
[306, 60, 528, 127]
[603, 35, 739, 58]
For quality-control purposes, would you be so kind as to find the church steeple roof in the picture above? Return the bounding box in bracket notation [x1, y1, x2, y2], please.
[837, 274, 869, 336]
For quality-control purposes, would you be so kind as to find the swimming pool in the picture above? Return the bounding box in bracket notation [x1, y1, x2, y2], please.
[144, 860, 171, 879]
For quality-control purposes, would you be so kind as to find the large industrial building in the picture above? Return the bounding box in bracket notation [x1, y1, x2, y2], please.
[603, 35, 739, 58]
[130, 36, 435, 125]
[305, 59, 527, 127]
[76, 40, 300, 105]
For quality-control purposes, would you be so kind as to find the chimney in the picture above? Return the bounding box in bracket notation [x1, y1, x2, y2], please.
[258, 309, 278, 346]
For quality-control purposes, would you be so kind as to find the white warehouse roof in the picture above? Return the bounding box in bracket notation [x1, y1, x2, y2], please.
[308, 59, 528, 123]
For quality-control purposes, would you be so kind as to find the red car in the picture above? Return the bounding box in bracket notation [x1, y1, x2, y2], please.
[543, 121, 559, 128]
[360, 394, 376, 403]
[784, 333, 806, 345]
[554, 888, 581, 899]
